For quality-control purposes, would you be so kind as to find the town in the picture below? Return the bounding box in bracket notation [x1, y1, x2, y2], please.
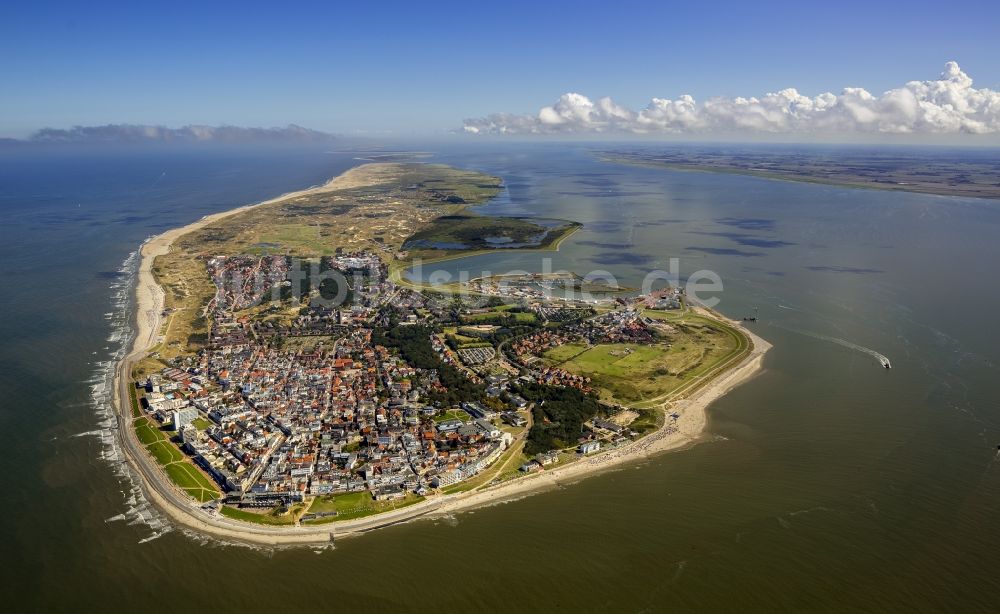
[135, 250, 688, 522]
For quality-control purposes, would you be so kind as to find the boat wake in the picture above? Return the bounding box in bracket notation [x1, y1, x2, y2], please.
[776, 325, 891, 368]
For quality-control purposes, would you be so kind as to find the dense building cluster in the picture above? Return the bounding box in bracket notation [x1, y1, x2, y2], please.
[136, 249, 684, 512]
[139, 251, 522, 506]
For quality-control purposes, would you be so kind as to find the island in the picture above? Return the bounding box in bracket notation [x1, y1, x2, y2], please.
[601, 147, 1000, 200]
[113, 162, 770, 545]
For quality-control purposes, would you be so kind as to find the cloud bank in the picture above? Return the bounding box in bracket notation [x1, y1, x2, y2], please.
[463, 63, 1000, 136]
[28, 123, 335, 143]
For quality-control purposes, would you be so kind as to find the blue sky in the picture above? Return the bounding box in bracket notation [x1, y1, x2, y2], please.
[3, 0, 999, 138]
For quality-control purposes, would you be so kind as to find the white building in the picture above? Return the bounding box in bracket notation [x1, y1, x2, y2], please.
[475, 419, 502, 439]
[172, 406, 198, 431]
[579, 441, 601, 455]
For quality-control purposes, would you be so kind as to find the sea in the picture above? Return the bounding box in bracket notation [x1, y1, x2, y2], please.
[2, 141, 1000, 612]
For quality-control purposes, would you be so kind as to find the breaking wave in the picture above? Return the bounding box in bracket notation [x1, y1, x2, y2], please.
[86, 246, 317, 550]
[86, 245, 175, 542]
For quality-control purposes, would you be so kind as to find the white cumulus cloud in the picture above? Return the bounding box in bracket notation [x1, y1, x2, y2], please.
[463, 63, 1000, 136]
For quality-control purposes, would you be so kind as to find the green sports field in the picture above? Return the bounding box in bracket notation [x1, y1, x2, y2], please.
[541, 313, 745, 404]
[132, 415, 220, 502]
[302, 491, 425, 523]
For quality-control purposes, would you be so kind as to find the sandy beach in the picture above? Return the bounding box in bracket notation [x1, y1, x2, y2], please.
[426, 325, 771, 519]
[130, 165, 389, 357]
[112, 164, 772, 545]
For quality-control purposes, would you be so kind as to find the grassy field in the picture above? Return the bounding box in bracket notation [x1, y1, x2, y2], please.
[220, 505, 302, 525]
[134, 417, 167, 446]
[307, 494, 339, 514]
[460, 310, 537, 325]
[173, 164, 500, 260]
[128, 386, 142, 418]
[403, 219, 581, 263]
[404, 214, 550, 250]
[279, 334, 341, 351]
[542, 342, 590, 364]
[443, 327, 492, 348]
[133, 415, 220, 502]
[440, 435, 528, 495]
[541, 313, 743, 404]
[254, 222, 324, 254]
[163, 463, 219, 502]
[628, 407, 662, 434]
[433, 409, 471, 423]
[147, 440, 183, 464]
[302, 491, 425, 523]
[191, 417, 213, 430]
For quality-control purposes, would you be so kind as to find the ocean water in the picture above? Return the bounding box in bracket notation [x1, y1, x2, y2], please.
[2, 141, 1000, 611]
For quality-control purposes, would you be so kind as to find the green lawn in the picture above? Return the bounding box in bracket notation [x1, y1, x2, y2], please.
[628, 408, 662, 434]
[334, 493, 424, 522]
[134, 418, 167, 446]
[405, 214, 549, 250]
[326, 490, 372, 510]
[165, 463, 220, 502]
[147, 440, 184, 464]
[441, 439, 525, 495]
[165, 462, 211, 489]
[541, 316, 743, 404]
[253, 222, 326, 255]
[220, 505, 297, 526]
[640, 309, 688, 322]
[433, 409, 471, 423]
[462, 310, 537, 325]
[134, 420, 221, 502]
[185, 487, 219, 503]
[301, 491, 425, 523]
[191, 417, 213, 430]
[133, 408, 221, 501]
[308, 494, 339, 514]
[128, 386, 142, 418]
[445, 327, 492, 348]
[542, 342, 590, 364]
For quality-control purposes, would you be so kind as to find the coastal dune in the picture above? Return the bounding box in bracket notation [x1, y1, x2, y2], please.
[131, 165, 389, 353]
[113, 164, 772, 546]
